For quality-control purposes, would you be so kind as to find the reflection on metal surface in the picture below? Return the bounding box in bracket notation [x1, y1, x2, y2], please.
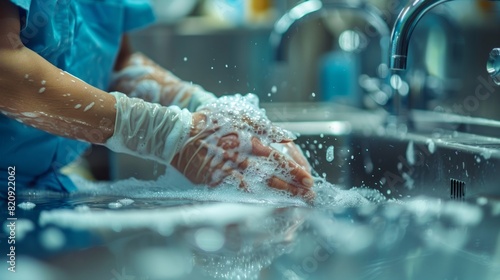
[389, 0, 452, 70]
[487, 48, 500, 85]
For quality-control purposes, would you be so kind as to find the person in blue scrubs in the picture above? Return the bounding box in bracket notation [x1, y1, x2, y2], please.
[0, 0, 314, 200]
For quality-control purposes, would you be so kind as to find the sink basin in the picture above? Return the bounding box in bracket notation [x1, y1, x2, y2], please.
[266, 104, 500, 201]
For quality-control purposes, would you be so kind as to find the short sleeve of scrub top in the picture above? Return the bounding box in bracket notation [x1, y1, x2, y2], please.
[0, 0, 155, 195]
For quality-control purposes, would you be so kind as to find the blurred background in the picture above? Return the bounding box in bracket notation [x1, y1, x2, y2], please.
[87, 0, 500, 180]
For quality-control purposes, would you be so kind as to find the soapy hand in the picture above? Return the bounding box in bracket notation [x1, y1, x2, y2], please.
[105, 92, 314, 201]
[111, 52, 217, 111]
[171, 94, 315, 201]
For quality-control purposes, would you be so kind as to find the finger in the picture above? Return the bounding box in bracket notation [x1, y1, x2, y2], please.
[239, 115, 295, 143]
[268, 125, 296, 143]
[237, 158, 249, 170]
[251, 137, 275, 157]
[208, 170, 248, 192]
[251, 138, 313, 188]
[218, 133, 239, 150]
[283, 142, 312, 172]
[268, 176, 316, 203]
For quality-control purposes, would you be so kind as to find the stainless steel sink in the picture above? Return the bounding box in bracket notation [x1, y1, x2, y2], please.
[264, 104, 500, 201]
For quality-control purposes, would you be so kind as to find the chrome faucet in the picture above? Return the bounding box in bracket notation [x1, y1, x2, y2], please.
[270, 0, 390, 62]
[389, 0, 453, 70]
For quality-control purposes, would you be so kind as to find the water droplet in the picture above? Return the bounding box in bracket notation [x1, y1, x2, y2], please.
[117, 198, 134, 206]
[38, 87, 46, 93]
[271, 86, 277, 93]
[406, 141, 415, 165]
[326, 146, 334, 162]
[83, 102, 95, 112]
[183, 57, 188, 61]
[108, 202, 123, 209]
[74, 104, 82, 109]
[305, 150, 311, 158]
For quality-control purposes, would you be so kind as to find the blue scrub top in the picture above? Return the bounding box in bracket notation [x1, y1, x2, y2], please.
[0, 0, 155, 193]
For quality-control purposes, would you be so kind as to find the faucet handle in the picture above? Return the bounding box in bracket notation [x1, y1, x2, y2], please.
[487, 48, 500, 85]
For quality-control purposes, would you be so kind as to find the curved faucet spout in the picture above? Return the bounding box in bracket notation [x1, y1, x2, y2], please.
[271, 0, 390, 62]
[390, 0, 451, 70]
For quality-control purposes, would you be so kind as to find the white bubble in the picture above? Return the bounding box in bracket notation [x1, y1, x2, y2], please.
[74, 104, 82, 109]
[194, 227, 225, 252]
[271, 86, 277, 93]
[14, 219, 34, 240]
[38, 87, 46, 93]
[40, 227, 66, 250]
[18, 202, 36, 210]
[183, 57, 188, 61]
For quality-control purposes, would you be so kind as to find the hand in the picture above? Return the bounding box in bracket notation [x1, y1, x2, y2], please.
[110, 52, 217, 111]
[170, 95, 315, 201]
[271, 142, 312, 173]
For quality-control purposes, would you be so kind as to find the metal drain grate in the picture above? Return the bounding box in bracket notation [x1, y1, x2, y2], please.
[450, 179, 466, 200]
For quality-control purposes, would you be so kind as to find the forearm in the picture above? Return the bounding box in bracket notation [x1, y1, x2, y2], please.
[0, 46, 117, 143]
[110, 52, 217, 111]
